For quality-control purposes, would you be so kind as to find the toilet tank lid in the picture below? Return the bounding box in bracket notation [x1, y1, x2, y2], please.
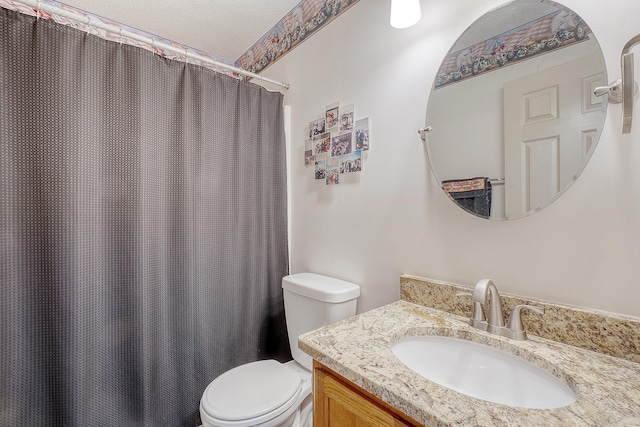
[282, 273, 360, 303]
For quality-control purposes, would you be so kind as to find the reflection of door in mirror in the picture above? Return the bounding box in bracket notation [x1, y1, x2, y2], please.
[424, 0, 609, 221]
[503, 55, 605, 218]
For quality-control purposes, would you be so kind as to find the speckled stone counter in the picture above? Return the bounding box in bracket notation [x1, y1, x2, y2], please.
[299, 292, 640, 426]
[400, 275, 640, 364]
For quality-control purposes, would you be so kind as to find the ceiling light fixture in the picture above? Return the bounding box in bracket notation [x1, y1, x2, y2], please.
[390, 0, 421, 29]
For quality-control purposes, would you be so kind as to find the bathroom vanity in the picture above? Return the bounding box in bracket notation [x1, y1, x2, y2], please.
[313, 360, 420, 426]
[299, 276, 640, 426]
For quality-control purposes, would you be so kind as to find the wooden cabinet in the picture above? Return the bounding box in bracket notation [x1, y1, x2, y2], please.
[313, 361, 422, 427]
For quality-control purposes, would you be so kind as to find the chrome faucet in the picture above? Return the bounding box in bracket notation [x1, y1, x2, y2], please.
[462, 279, 545, 341]
[471, 279, 504, 334]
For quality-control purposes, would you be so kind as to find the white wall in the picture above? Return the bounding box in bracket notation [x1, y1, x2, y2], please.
[261, 0, 640, 317]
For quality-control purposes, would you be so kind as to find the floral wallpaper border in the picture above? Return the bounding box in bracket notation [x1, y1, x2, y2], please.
[434, 2, 592, 89]
[235, 0, 359, 75]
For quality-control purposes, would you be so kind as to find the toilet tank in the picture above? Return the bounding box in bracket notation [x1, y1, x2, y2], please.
[282, 273, 360, 370]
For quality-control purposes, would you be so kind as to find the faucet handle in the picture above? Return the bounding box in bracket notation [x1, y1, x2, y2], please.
[456, 291, 487, 330]
[505, 305, 545, 340]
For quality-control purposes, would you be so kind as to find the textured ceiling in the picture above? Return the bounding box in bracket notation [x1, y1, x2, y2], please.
[60, 0, 303, 61]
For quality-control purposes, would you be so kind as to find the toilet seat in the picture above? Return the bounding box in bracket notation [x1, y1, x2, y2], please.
[200, 360, 302, 427]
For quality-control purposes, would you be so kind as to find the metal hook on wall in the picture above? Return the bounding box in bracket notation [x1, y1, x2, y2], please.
[417, 126, 432, 142]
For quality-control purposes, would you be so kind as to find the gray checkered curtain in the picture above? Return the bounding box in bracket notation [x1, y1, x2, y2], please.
[0, 8, 289, 427]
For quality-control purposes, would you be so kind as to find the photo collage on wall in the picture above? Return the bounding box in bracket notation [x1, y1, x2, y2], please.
[305, 102, 370, 185]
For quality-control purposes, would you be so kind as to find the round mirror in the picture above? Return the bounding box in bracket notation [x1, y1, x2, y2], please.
[425, 0, 607, 220]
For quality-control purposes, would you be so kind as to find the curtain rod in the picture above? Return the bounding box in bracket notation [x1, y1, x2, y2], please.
[15, 0, 291, 90]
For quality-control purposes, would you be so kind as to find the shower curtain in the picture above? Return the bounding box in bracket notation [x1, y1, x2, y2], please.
[0, 8, 289, 427]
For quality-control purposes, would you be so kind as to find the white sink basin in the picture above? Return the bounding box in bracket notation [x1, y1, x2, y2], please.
[391, 335, 577, 409]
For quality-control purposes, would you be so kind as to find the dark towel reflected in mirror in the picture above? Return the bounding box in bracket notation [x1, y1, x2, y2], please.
[442, 178, 492, 219]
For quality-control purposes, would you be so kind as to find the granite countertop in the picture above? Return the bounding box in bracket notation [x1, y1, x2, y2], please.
[299, 300, 640, 427]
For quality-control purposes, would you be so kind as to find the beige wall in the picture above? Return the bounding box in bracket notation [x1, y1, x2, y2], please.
[261, 0, 640, 317]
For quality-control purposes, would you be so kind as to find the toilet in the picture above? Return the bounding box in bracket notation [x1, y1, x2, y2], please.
[199, 273, 360, 427]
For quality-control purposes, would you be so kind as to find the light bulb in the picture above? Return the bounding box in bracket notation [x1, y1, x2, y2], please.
[390, 0, 422, 29]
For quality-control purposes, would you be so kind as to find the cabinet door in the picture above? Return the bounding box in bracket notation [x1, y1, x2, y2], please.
[314, 367, 413, 427]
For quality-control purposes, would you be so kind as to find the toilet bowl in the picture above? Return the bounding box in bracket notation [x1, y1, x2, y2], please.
[199, 273, 359, 427]
[200, 360, 312, 427]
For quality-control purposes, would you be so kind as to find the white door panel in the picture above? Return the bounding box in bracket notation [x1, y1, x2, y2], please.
[504, 55, 605, 218]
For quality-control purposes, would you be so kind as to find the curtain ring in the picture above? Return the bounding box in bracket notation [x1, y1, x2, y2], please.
[119, 27, 123, 45]
[36, 0, 41, 20]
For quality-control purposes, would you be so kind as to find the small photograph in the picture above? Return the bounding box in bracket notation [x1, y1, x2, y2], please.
[309, 117, 326, 138]
[339, 104, 354, 133]
[325, 103, 339, 129]
[325, 157, 340, 185]
[340, 150, 362, 174]
[331, 133, 352, 157]
[355, 117, 370, 151]
[312, 132, 331, 155]
[304, 140, 314, 166]
[314, 155, 326, 180]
